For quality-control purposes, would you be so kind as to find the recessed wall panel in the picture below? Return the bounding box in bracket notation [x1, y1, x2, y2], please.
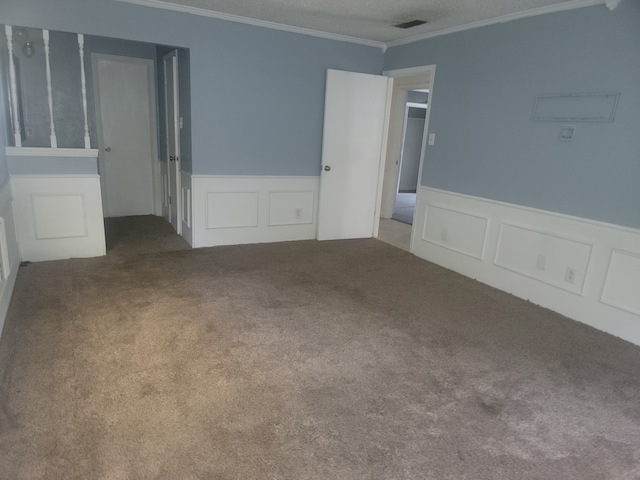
[422, 204, 488, 259]
[494, 223, 592, 295]
[268, 191, 314, 226]
[32, 194, 87, 239]
[601, 250, 640, 315]
[205, 191, 258, 229]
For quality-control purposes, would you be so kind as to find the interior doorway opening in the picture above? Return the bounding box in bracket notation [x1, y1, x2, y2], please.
[376, 66, 435, 252]
[392, 90, 428, 226]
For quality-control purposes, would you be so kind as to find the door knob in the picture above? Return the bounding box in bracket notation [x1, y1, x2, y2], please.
[105, 146, 111, 152]
[323, 165, 331, 171]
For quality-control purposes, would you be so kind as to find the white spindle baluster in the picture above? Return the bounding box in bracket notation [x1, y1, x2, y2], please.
[4, 25, 22, 147]
[42, 29, 57, 148]
[78, 34, 91, 149]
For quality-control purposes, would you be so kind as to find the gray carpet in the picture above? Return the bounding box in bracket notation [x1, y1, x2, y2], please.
[0, 215, 639, 479]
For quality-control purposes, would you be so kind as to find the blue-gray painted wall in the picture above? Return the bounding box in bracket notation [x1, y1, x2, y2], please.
[0, 0, 384, 177]
[385, 2, 640, 229]
[2, 0, 638, 228]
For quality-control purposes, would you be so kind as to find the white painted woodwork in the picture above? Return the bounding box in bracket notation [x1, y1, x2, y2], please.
[601, 251, 640, 315]
[93, 55, 157, 217]
[163, 50, 181, 233]
[10, 175, 106, 262]
[206, 192, 259, 229]
[180, 171, 193, 246]
[422, 204, 488, 260]
[268, 191, 314, 226]
[494, 223, 593, 295]
[32, 194, 88, 239]
[380, 67, 433, 220]
[411, 187, 640, 346]
[78, 34, 91, 149]
[0, 178, 20, 339]
[317, 69, 390, 241]
[191, 176, 319, 247]
[4, 25, 22, 147]
[5, 147, 98, 158]
[42, 30, 57, 148]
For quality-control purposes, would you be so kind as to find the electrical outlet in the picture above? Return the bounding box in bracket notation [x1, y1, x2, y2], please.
[565, 267, 576, 284]
[536, 254, 547, 271]
[295, 208, 302, 220]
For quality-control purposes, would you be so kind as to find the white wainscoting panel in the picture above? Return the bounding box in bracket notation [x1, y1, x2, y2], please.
[422, 204, 487, 260]
[32, 194, 88, 239]
[411, 187, 640, 346]
[601, 250, 640, 316]
[206, 192, 259, 229]
[0, 176, 20, 339]
[268, 191, 314, 226]
[494, 223, 592, 295]
[11, 175, 106, 262]
[180, 171, 193, 246]
[192, 176, 319, 247]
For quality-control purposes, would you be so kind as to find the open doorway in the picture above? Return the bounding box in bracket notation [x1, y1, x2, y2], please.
[392, 90, 428, 225]
[376, 66, 435, 252]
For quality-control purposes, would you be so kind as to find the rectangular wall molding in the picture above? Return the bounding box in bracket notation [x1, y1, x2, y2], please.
[600, 250, 640, 316]
[32, 193, 88, 240]
[191, 176, 319, 248]
[494, 223, 593, 295]
[411, 187, 640, 346]
[268, 191, 314, 226]
[11, 175, 106, 262]
[205, 191, 259, 229]
[421, 204, 488, 260]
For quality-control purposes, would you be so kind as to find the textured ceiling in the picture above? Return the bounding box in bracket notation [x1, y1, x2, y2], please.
[125, 0, 602, 44]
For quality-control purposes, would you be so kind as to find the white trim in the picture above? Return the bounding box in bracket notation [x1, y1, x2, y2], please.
[10, 174, 101, 179]
[10, 175, 106, 262]
[163, 49, 182, 233]
[192, 176, 319, 248]
[385, 0, 605, 48]
[383, 65, 435, 77]
[425, 187, 640, 236]
[115, 0, 385, 49]
[118, 0, 605, 50]
[6, 147, 99, 158]
[411, 186, 640, 346]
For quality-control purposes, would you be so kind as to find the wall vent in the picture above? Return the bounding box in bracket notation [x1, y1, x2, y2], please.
[394, 20, 427, 29]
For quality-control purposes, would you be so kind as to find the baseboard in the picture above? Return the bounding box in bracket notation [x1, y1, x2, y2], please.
[411, 187, 640, 346]
[191, 176, 319, 248]
[10, 175, 106, 262]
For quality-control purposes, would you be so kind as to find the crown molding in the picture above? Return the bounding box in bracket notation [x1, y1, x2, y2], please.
[115, 0, 386, 49]
[385, 0, 606, 48]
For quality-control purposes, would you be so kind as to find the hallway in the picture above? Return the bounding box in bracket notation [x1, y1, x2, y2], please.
[104, 215, 190, 257]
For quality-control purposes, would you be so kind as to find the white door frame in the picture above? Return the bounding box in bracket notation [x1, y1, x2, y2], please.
[92, 53, 161, 217]
[374, 64, 436, 252]
[163, 49, 182, 234]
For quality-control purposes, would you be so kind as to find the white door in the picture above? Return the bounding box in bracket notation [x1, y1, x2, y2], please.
[317, 69, 391, 240]
[94, 56, 157, 217]
[163, 50, 181, 234]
